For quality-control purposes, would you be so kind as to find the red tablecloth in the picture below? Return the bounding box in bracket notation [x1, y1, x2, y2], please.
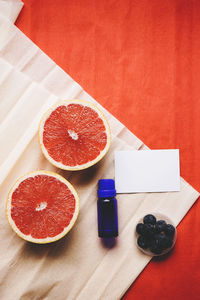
[16, 1, 200, 299]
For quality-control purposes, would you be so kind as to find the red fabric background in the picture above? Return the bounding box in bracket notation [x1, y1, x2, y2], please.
[16, 0, 200, 299]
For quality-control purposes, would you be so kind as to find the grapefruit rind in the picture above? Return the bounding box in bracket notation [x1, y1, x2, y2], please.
[6, 170, 80, 244]
[38, 99, 111, 171]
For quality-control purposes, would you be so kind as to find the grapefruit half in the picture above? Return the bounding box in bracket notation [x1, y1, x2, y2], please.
[6, 171, 79, 244]
[38, 99, 111, 170]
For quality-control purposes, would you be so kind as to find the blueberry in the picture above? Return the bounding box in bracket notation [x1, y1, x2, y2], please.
[155, 220, 167, 233]
[154, 233, 165, 249]
[143, 223, 155, 237]
[145, 236, 155, 248]
[164, 224, 175, 238]
[150, 244, 163, 255]
[143, 214, 156, 225]
[154, 233, 173, 250]
[137, 235, 148, 249]
[136, 223, 145, 235]
[165, 237, 173, 249]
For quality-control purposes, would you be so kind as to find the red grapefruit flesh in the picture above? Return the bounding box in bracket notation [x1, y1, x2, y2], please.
[39, 100, 111, 170]
[6, 171, 79, 243]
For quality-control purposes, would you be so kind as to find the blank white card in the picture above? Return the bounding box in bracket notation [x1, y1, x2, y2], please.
[115, 150, 180, 193]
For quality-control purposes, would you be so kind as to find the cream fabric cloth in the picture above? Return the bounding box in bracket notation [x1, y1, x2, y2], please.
[0, 2, 199, 300]
[0, 0, 23, 22]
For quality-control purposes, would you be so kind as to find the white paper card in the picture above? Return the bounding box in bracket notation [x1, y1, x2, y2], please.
[115, 150, 180, 193]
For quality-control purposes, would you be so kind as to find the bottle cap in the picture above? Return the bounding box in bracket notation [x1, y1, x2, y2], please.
[98, 179, 116, 198]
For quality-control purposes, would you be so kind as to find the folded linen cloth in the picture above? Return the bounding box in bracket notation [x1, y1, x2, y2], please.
[0, 0, 23, 22]
[0, 3, 199, 300]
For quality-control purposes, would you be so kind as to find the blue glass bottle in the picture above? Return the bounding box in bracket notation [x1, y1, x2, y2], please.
[97, 179, 118, 238]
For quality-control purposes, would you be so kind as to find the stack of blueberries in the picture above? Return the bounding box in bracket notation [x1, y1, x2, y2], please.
[136, 214, 176, 255]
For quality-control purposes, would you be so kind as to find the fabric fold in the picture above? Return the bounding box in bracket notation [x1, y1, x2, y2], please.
[0, 0, 23, 23]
